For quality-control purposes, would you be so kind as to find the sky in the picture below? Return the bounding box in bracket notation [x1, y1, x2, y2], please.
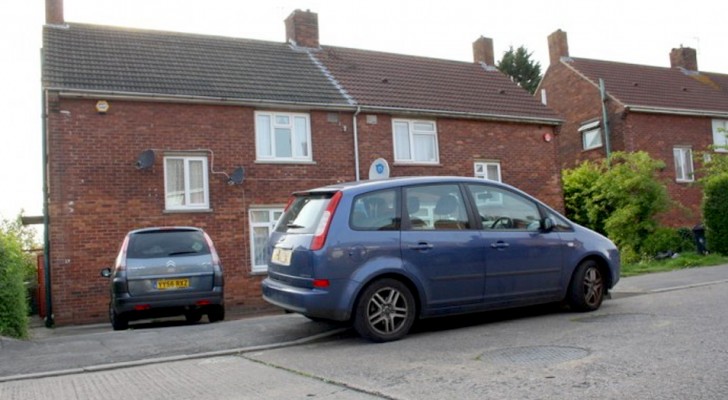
[1, 0, 727, 222]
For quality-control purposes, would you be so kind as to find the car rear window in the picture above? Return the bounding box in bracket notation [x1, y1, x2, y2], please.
[275, 193, 334, 234]
[127, 230, 211, 259]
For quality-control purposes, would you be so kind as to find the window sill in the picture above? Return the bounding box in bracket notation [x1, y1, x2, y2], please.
[582, 146, 603, 152]
[163, 208, 213, 214]
[675, 179, 695, 184]
[393, 162, 442, 167]
[250, 270, 268, 276]
[255, 160, 316, 165]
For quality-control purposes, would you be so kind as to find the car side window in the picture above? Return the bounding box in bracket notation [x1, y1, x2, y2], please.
[350, 189, 400, 231]
[467, 184, 541, 232]
[404, 184, 470, 230]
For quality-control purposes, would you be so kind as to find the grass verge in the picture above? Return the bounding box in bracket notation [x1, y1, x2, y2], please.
[621, 251, 728, 277]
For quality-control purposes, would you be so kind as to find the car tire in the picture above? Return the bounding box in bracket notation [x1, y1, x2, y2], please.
[185, 310, 203, 323]
[110, 305, 128, 331]
[354, 278, 416, 342]
[207, 305, 225, 323]
[567, 260, 605, 312]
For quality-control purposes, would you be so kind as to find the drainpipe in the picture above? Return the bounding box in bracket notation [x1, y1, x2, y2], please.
[42, 87, 54, 327]
[353, 106, 362, 181]
[599, 78, 612, 166]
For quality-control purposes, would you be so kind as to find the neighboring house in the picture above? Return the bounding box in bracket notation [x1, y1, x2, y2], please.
[539, 30, 728, 227]
[41, 0, 561, 325]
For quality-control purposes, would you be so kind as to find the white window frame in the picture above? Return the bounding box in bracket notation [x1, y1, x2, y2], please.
[712, 119, 728, 153]
[474, 161, 502, 182]
[255, 111, 313, 162]
[249, 208, 284, 273]
[579, 120, 602, 150]
[673, 147, 694, 183]
[163, 156, 210, 211]
[392, 119, 439, 164]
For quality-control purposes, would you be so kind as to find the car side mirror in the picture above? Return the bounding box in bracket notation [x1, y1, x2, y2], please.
[540, 217, 554, 233]
[100, 267, 112, 278]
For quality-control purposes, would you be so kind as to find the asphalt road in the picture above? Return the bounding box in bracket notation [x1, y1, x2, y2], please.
[2, 265, 728, 399]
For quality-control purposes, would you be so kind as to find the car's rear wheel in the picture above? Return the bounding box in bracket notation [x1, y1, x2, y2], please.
[354, 278, 416, 342]
[567, 260, 605, 311]
[109, 304, 128, 331]
[207, 305, 225, 323]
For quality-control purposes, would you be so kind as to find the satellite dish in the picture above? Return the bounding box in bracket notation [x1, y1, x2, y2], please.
[368, 158, 390, 180]
[228, 167, 245, 185]
[135, 149, 155, 170]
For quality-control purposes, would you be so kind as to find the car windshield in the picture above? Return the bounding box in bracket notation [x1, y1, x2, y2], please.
[127, 230, 211, 259]
[275, 193, 334, 234]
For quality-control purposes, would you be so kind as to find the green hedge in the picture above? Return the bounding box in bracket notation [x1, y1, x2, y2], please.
[703, 174, 728, 255]
[0, 230, 30, 339]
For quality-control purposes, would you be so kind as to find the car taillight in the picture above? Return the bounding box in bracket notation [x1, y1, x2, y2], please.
[203, 233, 221, 266]
[116, 235, 130, 272]
[283, 196, 296, 211]
[310, 191, 342, 251]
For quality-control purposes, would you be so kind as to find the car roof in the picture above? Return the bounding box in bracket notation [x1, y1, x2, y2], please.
[295, 176, 516, 195]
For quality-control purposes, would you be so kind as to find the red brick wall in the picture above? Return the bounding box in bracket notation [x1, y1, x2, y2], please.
[541, 63, 712, 228]
[626, 113, 711, 227]
[46, 97, 563, 325]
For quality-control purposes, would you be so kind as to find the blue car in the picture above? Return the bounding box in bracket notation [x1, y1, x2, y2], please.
[262, 176, 620, 342]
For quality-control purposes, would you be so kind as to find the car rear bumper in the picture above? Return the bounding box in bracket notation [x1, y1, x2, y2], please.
[261, 278, 349, 321]
[112, 287, 223, 316]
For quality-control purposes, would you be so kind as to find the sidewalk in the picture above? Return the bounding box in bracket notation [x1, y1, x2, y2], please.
[2, 264, 728, 383]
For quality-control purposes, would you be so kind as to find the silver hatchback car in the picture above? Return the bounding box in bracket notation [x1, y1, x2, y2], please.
[101, 227, 225, 330]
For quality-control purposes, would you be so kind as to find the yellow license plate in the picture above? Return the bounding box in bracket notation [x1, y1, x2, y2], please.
[271, 247, 292, 266]
[156, 278, 190, 290]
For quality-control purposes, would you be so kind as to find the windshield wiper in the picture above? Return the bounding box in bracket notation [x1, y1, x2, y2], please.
[286, 223, 306, 229]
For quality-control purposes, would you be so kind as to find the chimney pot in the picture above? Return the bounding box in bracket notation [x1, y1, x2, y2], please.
[285, 9, 319, 48]
[547, 29, 569, 65]
[45, 0, 64, 25]
[472, 36, 495, 65]
[670, 47, 698, 71]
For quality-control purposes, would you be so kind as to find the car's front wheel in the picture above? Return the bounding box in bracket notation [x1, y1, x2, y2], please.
[109, 304, 128, 331]
[567, 260, 605, 312]
[354, 278, 416, 342]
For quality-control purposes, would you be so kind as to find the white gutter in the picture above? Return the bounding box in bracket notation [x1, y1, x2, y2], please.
[52, 89, 562, 125]
[627, 105, 728, 118]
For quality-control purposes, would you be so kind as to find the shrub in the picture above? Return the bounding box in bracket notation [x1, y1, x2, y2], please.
[562, 151, 670, 263]
[703, 173, 728, 255]
[641, 227, 693, 259]
[0, 230, 30, 339]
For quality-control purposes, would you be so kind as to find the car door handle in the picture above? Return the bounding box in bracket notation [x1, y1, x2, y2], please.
[490, 241, 510, 249]
[409, 242, 434, 251]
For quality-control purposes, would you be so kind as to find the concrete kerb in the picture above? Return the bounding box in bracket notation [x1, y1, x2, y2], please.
[0, 326, 349, 383]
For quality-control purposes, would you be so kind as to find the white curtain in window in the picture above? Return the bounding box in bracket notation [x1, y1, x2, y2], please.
[394, 122, 411, 160]
[165, 158, 185, 206]
[256, 114, 272, 157]
[189, 159, 204, 204]
[413, 134, 435, 162]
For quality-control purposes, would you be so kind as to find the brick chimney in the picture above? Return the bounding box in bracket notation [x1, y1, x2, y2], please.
[45, 0, 64, 25]
[670, 46, 698, 71]
[547, 29, 569, 65]
[285, 9, 319, 48]
[473, 36, 495, 65]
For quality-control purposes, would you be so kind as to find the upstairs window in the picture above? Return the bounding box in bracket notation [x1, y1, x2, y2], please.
[393, 119, 439, 163]
[580, 120, 602, 150]
[256, 112, 312, 162]
[164, 156, 209, 211]
[712, 119, 728, 152]
[673, 147, 694, 183]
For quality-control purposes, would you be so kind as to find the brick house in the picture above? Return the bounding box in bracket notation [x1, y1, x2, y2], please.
[539, 30, 728, 227]
[41, 0, 562, 325]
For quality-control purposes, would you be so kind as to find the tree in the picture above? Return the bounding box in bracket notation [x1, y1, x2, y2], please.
[497, 45, 542, 94]
[0, 214, 37, 339]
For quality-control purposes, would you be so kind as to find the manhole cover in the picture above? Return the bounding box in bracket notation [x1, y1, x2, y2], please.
[479, 346, 589, 365]
[573, 313, 650, 323]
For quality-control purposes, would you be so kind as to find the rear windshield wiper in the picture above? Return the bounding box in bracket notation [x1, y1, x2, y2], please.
[286, 223, 306, 229]
[168, 251, 199, 256]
